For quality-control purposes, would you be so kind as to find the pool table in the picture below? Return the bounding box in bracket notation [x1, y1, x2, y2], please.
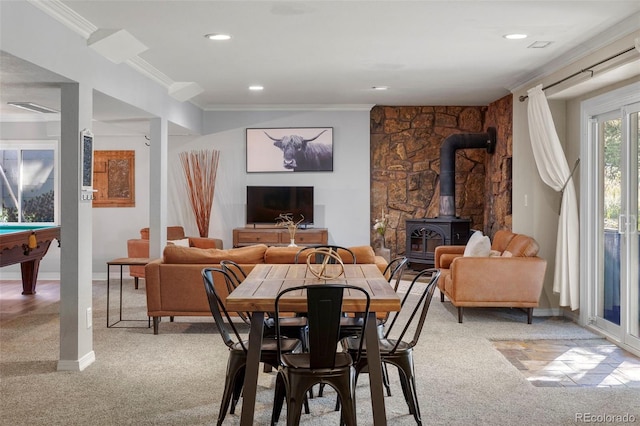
[0, 225, 61, 295]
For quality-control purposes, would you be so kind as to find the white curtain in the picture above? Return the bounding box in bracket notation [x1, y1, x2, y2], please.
[527, 84, 580, 310]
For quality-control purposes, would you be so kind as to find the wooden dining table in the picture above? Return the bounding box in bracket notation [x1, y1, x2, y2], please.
[225, 263, 401, 425]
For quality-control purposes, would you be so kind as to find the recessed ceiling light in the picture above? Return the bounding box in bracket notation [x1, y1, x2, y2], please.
[504, 34, 528, 40]
[7, 102, 59, 114]
[372, 86, 389, 91]
[204, 33, 231, 41]
[249, 85, 264, 91]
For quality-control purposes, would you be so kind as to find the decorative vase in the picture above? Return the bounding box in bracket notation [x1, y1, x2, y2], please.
[375, 234, 390, 263]
[288, 238, 297, 247]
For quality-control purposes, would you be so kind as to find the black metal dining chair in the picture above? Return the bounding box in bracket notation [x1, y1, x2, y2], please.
[378, 256, 409, 395]
[329, 256, 409, 407]
[201, 267, 304, 425]
[384, 256, 410, 294]
[342, 268, 440, 426]
[293, 246, 358, 348]
[294, 245, 359, 398]
[220, 259, 309, 350]
[218, 260, 252, 324]
[270, 284, 370, 426]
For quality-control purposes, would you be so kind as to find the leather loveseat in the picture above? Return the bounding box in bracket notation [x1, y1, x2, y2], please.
[434, 230, 547, 324]
[126, 226, 223, 284]
[144, 244, 388, 334]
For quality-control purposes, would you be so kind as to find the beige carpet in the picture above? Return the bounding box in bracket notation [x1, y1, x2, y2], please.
[1, 278, 639, 425]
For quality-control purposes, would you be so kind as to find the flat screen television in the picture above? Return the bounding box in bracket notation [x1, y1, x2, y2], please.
[246, 186, 314, 225]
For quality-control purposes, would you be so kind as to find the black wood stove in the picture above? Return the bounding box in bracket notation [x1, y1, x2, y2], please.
[406, 218, 471, 268]
[405, 128, 496, 269]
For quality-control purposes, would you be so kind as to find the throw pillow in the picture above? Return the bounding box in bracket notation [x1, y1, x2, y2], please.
[169, 238, 190, 247]
[463, 230, 491, 257]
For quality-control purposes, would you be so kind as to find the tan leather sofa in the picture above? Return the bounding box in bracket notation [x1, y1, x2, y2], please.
[434, 230, 547, 324]
[145, 244, 388, 334]
[126, 226, 223, 283]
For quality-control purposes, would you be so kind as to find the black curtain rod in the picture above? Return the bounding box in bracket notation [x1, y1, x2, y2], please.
[518, 46, 637, 102]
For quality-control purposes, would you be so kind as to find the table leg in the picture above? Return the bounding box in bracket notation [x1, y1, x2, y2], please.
[106, 261, 151, 328]
[19, 259, 39, 295]
[240, 311, 265, 426]
[119, 265, 124, 322]
[106, 264, 111, 327]
[365, 311, 387, 425]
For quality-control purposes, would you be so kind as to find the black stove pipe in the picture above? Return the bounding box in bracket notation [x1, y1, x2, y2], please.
[439, 127, 496, 217]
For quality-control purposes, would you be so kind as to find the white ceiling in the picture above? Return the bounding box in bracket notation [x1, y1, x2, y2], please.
[1, 1, 640, 133]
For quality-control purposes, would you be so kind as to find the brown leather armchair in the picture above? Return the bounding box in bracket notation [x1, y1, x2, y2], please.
[434, 230, 547, 324]
[126, 226, 223, 283]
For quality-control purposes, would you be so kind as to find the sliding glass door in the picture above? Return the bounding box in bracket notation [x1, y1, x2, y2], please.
[584, 84, 639, 354]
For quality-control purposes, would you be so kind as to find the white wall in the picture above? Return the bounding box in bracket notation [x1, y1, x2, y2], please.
[91, 135, 151, 273]
[84, 109, 373, 276]
[511, 29, 640, 312]
[1, 109, 372, 278]
[169, 109, 373, 249]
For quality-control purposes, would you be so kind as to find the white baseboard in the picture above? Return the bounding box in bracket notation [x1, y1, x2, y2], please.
[57, 351, 95, 372]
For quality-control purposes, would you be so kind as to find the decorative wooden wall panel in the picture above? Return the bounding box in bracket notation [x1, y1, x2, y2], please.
[92, 150, 135, 208]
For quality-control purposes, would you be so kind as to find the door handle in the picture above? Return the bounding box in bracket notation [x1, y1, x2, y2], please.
[619, 214, 626, 235]
[618, 214, 638, 234]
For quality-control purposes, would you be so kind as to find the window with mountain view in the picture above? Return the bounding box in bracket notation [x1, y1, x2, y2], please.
[0, 142, 57, 223]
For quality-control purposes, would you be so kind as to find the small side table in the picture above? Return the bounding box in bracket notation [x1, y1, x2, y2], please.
[107, 257, 152, 328]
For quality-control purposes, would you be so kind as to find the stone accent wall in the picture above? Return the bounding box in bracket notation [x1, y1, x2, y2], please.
[370, 97, 513, 257]
[484, 94, 513, 235]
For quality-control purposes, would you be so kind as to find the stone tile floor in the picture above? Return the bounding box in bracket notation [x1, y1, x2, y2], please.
[493, 339, 640, 387]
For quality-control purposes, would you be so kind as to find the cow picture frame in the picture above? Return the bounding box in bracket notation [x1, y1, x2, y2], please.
[246, 127, 333, 172]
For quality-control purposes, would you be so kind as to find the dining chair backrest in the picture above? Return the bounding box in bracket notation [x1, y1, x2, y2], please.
[202, 267, 249, 352]
[218, 261, 252, 324]
[274, 284, 370, 369]
[384, 256, 409, 290]
[220, 259, 248, 287]
[384, 268, 440, 354]
[377, 256, 409, 326]
[294, 245, 356, 265]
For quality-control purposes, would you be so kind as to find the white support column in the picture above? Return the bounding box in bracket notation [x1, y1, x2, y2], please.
[149, 117, 168, 257]
[58, 82, 95, 371]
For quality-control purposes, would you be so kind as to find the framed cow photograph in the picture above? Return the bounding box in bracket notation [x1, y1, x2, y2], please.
[246, 127, 333, 172]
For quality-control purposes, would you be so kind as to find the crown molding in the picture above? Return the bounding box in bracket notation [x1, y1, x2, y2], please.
[27, 0, 96, 39]
[29, 0, 173, 91]
[126, 57, 173, 88]
[203, 104, 375, 112]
